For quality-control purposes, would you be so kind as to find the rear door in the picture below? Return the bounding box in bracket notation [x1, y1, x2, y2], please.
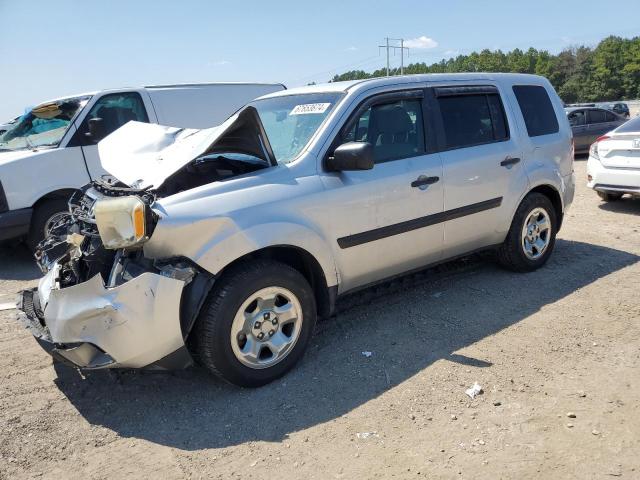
[320, 89, 444, 292]
[67, 91, 157, 180]
[430, 84, 528, 258]
[586, 109, 617, 144]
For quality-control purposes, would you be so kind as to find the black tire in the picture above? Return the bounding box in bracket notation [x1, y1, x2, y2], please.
[189, 259, 317, 387]
[497, 192, 558, 272]
[597, 191, 623, 202]
[26, 198, 70, 251]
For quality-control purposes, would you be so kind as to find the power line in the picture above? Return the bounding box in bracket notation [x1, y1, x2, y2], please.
[288, 55, 381, 85]
[378, 37, 410, 75]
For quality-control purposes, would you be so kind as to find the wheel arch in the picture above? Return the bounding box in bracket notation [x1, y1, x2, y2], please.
[527, 184, 564, 230]
[31, 188, 77, 210]
[215, 245, 337, 319]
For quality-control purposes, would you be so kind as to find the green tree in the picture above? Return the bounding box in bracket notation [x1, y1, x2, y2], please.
[329, 36, 640, 103]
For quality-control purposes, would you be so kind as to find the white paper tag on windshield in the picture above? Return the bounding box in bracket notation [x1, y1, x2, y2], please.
[289, 103, 331, 115]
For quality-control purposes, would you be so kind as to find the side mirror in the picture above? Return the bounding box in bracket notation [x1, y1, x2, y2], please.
[326, 142, 374, 171]
[86, 117, 106, 142]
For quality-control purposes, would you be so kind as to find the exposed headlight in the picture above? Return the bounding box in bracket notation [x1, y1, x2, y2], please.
[94, 196, 153, 249]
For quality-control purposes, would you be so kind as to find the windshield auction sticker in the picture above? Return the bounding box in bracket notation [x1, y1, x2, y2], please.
[289, 103, 331, 115]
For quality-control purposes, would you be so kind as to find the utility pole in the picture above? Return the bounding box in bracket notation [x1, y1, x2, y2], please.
[386, 37, 390, 76]
[378, 38, 410, 76]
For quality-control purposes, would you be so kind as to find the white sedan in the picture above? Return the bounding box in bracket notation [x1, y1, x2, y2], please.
[587, 115, 640, 201]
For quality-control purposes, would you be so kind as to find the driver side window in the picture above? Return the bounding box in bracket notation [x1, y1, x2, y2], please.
[568, 110, 586, 127]
[72, 92, 149, 146]
[342, 99, 425, 164]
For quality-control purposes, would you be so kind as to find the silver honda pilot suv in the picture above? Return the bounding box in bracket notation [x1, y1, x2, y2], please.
[18, 73, 575, 387]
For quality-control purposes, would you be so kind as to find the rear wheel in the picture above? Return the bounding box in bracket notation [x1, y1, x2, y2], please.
[497, 193, 557, 272]
[26, 198, 70, 251]
[597, 191, 623, 202]
[190, 260, 316, 387]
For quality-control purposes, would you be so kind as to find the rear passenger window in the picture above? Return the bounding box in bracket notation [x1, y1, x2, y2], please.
[436, 93, 509, 150]
[344, 99, 425, 163]
[512, 85, 559, 137]
[588, 109, 608, 124]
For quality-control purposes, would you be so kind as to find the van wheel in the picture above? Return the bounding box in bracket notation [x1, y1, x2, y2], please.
[497, 193, 557, 272]
[190, 260, 317, 387]
[27, 198, 70, 251]
[597, 191, 623, 202]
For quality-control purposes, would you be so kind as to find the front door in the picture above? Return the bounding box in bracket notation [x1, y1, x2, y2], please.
[568, 109, 590, 151]
[321, 91, 444, 292]
[68, 92, 151, 180]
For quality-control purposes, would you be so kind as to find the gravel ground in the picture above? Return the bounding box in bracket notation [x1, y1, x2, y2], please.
[1, 159, 639, 479]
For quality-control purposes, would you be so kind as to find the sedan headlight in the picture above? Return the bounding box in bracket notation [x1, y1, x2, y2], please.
[94, 196, 154, 249]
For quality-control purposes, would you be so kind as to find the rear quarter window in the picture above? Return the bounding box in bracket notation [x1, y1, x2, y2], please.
[512, 85, 559, 137]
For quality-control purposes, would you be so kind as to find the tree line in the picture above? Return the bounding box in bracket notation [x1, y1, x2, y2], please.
[330, 36, 640, 103]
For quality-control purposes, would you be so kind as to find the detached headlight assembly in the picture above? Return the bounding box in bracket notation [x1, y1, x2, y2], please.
[94, 196, 155, 249]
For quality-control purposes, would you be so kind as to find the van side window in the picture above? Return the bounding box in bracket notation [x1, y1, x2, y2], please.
[70, 92, 149, 146]
[436, 93, 509, 150]
[84, 93, 149, 135]
[343, 99, 425, 163]
[512, 85, 559, 137]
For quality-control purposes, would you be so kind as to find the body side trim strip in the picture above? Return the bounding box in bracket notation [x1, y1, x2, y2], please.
[337, 197, 503, 249]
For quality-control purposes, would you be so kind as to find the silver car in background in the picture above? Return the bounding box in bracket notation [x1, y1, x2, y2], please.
[17, 73, 574, 387]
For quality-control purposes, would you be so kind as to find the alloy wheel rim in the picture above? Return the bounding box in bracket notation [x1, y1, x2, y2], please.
[521, 207, 551, 260]
[230, 286, 303, 369]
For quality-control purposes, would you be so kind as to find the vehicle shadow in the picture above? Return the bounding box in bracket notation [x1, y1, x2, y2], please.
[597, 196, 640, 214]
[0, 244, 41, 281]
[52, 238, 638, 451]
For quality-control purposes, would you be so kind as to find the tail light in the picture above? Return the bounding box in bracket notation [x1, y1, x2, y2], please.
[589, 135, 610, 160]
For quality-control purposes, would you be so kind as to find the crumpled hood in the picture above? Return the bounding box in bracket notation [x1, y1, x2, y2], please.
[98, 113, 241, 189]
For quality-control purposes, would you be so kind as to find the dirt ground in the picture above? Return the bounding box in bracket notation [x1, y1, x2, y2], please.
[1, 158, 639, 480]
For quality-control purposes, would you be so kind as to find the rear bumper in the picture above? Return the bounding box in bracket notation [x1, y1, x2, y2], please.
[16, 262, 192, 370]
[0, 207, 32, 242]
[587, 156, 640, 194]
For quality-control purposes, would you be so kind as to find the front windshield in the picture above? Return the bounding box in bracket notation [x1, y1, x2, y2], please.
[0, 96, 91, 151]
[250, 92, 344, 164]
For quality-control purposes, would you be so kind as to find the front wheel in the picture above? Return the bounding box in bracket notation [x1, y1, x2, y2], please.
[189, 260, 317, 387]
[27, 198, 70, 251]
[497, 193, 558, 272]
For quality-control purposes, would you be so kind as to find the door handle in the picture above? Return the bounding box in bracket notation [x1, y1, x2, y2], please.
[411, 175, 440, 188]
[500, 157, 521, 168]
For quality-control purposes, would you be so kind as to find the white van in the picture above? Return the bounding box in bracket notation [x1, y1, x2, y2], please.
[0, 82, 285, 247]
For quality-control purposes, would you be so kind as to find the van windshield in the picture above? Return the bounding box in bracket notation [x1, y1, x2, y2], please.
[250, 92, 344, 164]
[0, 96, 91, 152]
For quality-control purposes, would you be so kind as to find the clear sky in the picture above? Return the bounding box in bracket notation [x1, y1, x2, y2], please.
[1, 0, 639, 120]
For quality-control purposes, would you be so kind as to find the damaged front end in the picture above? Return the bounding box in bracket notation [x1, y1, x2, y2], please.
[17, 181, 213, 370]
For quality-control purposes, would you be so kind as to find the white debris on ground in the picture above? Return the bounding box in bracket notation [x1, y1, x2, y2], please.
[465, 382, 483, 399]
[361, 351, 373, 358]
[356, 432, 379, 439]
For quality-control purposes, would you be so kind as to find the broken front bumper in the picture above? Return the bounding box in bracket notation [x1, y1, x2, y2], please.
[17, 262, 192, 370]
